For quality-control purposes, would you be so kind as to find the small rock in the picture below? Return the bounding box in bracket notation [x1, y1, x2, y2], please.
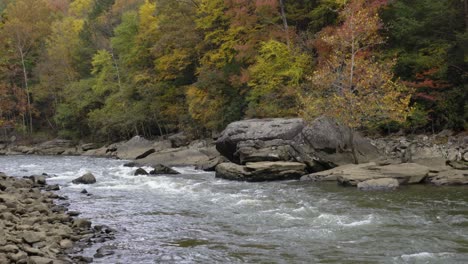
[45, 184, 60, 191]
[123, 162, 138, 167]
[67, 211, 80, 217]
[0, 244, 19, 253]
[134, 168, 148, 176]
[29, 256, 54, 264]
[22, 231, 46, 244]
[149, 164, 180, 175]
[60, 239, 73, 249]
[73, 219, 92, 229]
[72, 173, 96, 184]
[80, 189, 88, 194]
[94, 245, 117, 258]
[9, 250, 27, 262]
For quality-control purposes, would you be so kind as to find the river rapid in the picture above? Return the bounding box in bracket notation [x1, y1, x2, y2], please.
[0, 155, 467, 264]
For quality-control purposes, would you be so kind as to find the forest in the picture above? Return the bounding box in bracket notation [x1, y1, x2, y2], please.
[0, 0, 466, 142]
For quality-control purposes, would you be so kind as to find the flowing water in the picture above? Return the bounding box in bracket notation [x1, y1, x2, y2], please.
[1, 155, 467, 264]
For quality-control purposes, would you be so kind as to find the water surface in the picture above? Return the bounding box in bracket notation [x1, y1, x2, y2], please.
[0, 155, 467, 263]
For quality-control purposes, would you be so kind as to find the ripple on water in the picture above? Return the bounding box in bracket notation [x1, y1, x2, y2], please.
[1, 155, 468, 264]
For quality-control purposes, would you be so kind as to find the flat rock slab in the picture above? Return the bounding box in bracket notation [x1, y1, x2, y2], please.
[373, 163, 430, 184]
[302, 162, 431, 186]
[216, 161, 306, 182]
[427, 169, 468, 185]
[137, 148, 211, 167]
[357, 178, 399, 191]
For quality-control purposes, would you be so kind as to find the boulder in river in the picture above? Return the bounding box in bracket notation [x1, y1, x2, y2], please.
[216, 118, 304, 163]
[72, 173, 96, 184]
[134, 168, 149, 176]
[215, 161, 307, 182]
[215, 116, 380, 173]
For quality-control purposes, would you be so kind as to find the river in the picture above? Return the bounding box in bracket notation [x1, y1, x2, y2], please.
[0, 155, 467, 263]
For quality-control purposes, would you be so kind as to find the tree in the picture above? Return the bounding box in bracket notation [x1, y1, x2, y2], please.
[382, 0, 467, 131]
[1, 0, 53, 133]
[301, 0, 411, 164]
[247, 40, 309, 117]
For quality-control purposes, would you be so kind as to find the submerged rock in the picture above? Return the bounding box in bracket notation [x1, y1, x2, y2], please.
[72, 173, 96, 184]
[134, 168, 149, 176]
[149, 164, 179, 175]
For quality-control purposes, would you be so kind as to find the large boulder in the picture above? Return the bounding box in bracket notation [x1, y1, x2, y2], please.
[116, 136, 154, 160]
[216, 118, 305, 162]
[72, 173, 96, 184]
[215, 161, 307, 182]
[215, 117, 380, 172]
[294, 116, 380, 166]
[36, 139, 74, 155]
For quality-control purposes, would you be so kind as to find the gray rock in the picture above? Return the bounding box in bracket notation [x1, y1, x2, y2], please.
[295, 116, 380, 166]
[357, 178, 399, 191]
[149, 164, 179, 175]
[22, 231, 46, 244]
[374, 163, 430, 184]
[337, 163, 429, 186]
[123, 162, 138, 167]
[215, 161, 307, 182]
[94, 245, 117, 258]
[36, 139, 74, 155]
[81, 143, 98, 151]
[116, 136, 154, 160]
[134, 168, 149, 176]
[169, 132, 190, 148]
[72, 173, 96, 184]
[216, 118, 305, 162]
[446, 160, 468, 170]
[29, 256, 55, 264]
[60, 239, 73, 249]
[427, 169, 468, 185]
[195, 156, 227, 171]
[215, 163, 249, 181]
[72, 219, 92, 229]
[137, 148, 211, 167]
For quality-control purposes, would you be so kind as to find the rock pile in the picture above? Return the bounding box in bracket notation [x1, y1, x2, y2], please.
[0, 173, 114, 263]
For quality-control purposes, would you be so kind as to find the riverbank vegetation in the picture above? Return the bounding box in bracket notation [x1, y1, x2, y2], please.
[0, 0, 466, 141]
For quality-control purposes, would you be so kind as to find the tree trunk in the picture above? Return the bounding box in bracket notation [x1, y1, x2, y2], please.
[279, 0, 290, 49]
[19, 47, 33, 134]
[465, 0, 468, 32]
[349, 127, 359, 164]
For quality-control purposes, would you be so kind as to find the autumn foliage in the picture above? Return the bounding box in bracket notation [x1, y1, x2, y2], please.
[0, 0, 465, 140]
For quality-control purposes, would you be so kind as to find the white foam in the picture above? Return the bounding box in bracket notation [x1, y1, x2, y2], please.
[399, 252, 452, 261]
[275, 212, 303, 220]
[317, 213, 375, 227]
[235, 199, 261, 206]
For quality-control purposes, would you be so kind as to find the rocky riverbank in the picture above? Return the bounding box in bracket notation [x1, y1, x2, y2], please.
[0, 116, 466, 190]
[0, 173, 114, 264]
